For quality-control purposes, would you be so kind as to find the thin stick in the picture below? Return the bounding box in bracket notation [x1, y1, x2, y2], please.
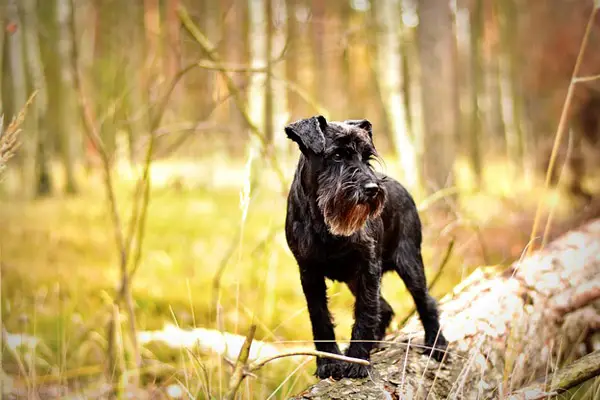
[249, 350, 370, 372]
[573, 73, 600, 83]
[224, 325, 257, 400]
[527, 6, 598, 257]
[177, 5, 289, 192]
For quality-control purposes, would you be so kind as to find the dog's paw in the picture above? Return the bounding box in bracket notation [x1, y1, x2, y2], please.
[422, 334, 449, 362]
[315, 359, 346, 380]
[343, 363, 371, 379]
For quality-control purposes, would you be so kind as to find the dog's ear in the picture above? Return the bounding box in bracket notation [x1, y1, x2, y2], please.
[284, 115, 327, 155]
[344, 119, 373, 139]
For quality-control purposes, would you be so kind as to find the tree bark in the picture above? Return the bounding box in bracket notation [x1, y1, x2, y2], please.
[468, 0, 483, 188]
[417, 0, 457, 194]
[264, 0, 274, 152]
[372, 0, 418, 190]
[57, 0, 78, 193]
[21, 0, 53, 196]
[4, 0, 35, 197]
[291, 218, 600, 399]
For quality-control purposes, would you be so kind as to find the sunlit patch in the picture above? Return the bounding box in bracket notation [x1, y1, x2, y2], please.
[166, 384, 184, 399]
[5, 332, 39, 351]
[138, 324, 305, 362]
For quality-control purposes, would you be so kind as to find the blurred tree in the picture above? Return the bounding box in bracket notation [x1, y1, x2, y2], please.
[364, 0, 393, 149]
[398, 0, 414, 143]
[484, 0, 506, 151]
[498, 0, 525, 167]
[165, 0, 181, 102]
[285, 0, 302, 121]
[311, 0, 326, 109]
[264, 0, 274, 152]
[21, 0, 52, 195]
[122, 1, 147, 163]
[468, 0, 483, 187]
[417, 0, 458, 194]
[370, 0, 418, 188]
[224, 0, 250, 145]
[3, 0, 36, 197]
[57, 0, 78, 193]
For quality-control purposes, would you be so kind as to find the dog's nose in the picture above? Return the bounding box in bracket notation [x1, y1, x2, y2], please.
[364, 182, 380, 198]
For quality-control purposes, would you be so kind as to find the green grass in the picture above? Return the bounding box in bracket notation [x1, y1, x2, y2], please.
[0, 155, 581, 398]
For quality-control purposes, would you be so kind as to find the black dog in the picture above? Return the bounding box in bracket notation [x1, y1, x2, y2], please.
[284, 115, 448, 379]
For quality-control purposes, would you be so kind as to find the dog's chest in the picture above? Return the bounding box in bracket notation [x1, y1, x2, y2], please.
[311, 237, 373, 282]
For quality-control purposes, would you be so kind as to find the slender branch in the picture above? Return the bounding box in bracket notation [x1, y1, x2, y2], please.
[527, 6, 598, 256]
[573, 73, 600, 83]
[224, 325, 257, 400]
[192, 38, 289, 73]
[271, 73, 329, 116]
[177, 5, 289, 192]
[249, 350, 370, 373]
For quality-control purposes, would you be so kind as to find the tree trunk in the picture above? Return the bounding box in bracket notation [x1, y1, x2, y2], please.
[224, 0, 250, 151]
[417, 0, 457, 194]
[364, 0, 392, 152]
[291, 218, 600, 399]
[21, 0, 53, 196]
[485, 0, 507, 154]
[468, 0, 483, 188]
[4, 0, 35, 198]
[57, 0, 78, 193]
[285, 0, 302, 122]
[372, 0, 418, 190]
[263, 0, 274, 153]
[498, 0, 525, 168]
[310, 0, 326, 109]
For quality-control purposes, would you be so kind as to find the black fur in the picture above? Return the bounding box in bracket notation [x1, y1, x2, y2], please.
[284, 116, 448, 380]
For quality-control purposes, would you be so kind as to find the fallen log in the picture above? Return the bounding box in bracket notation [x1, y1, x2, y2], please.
[291, 219, 600, 399]
[508, 349, 600, 399]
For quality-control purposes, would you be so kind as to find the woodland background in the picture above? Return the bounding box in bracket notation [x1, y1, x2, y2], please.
[0, 0, 599, 398]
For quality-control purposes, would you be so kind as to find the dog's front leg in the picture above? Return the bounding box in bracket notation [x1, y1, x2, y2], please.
[345, 264, 381, 378]
[300, 270, 346, 379]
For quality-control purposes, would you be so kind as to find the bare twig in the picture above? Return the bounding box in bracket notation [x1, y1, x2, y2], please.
[221, 324, 371, 400]
[224, 325, 257, 400]
[271, 74, 328, 116]
[527, 6, 598, 256]
[248, 350, 370, 372]
[177, 5, 289, 192]
[573, 73, 600, 83]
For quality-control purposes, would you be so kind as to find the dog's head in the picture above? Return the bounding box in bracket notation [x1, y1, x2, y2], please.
[285, 115, 387, 236]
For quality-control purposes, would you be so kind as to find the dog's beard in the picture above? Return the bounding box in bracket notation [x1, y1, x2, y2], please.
[317, 188, 385, 237]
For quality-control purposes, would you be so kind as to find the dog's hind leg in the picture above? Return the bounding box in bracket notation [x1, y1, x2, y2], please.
[393, 240, 448, 360]
[348, 281, 394, 344]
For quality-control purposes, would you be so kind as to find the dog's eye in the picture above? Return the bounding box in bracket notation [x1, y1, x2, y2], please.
[332, 150, 345, 161]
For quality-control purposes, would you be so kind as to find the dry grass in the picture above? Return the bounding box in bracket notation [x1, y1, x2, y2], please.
[0, 92, 37, 176]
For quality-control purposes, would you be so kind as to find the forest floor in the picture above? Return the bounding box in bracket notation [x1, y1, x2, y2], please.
[0, 156, 597, 399]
